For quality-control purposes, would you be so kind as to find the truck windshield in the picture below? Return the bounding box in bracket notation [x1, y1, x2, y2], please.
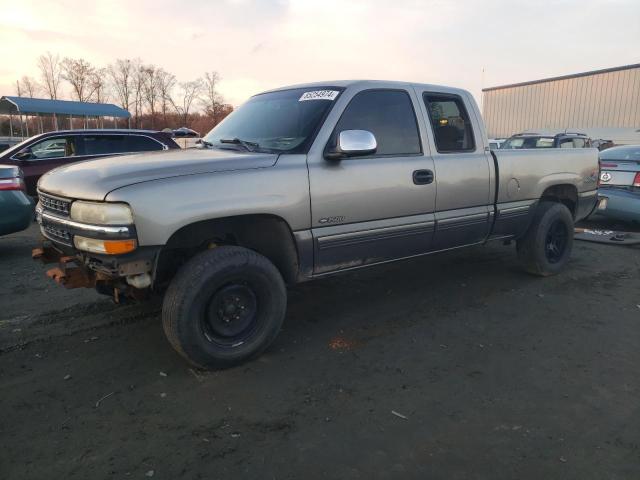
[203, 87, 343, 154]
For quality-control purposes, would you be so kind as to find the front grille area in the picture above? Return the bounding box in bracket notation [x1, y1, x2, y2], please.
[41, 222, 72, 246]
[39, 193, 71, 216]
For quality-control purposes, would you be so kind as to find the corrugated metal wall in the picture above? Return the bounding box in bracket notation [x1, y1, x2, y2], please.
[482, 65, 640, 138]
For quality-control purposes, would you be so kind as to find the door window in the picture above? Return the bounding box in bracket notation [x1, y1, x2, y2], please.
[27, 137, 77, 160]
[81, 135, 128, 155]
[424, 94, 475, 153]
[332, 90, 421, 156]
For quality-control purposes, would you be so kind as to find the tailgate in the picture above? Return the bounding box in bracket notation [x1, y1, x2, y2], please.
[599, 160, 640, 187]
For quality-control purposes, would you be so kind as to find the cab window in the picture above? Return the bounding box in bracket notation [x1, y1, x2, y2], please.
[424, 94, 475, 153]
[333, 89, 421, 156]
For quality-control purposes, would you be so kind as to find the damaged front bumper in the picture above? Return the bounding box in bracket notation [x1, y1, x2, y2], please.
[34, 195, 160, 301]
[32, 240, 161, 301]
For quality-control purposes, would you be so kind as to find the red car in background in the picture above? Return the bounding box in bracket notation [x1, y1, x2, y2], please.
[1, 129, 180, 195]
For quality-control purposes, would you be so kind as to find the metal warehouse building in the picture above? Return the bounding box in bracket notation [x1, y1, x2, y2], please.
[482, 63, 640, 143]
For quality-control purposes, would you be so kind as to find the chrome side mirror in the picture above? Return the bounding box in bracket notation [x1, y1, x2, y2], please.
[325, 130, 377, 160]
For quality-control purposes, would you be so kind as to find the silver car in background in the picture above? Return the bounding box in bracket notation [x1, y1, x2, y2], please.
[595, 145, 640, 223]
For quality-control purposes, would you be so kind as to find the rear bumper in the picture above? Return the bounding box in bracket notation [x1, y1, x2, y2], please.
[591, 188, 640, 223]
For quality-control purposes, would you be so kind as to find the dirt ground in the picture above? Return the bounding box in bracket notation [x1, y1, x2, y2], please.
[1, 223, 639, 480]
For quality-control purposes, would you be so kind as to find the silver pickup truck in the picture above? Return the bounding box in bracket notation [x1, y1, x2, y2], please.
[34, 80, 599, 368]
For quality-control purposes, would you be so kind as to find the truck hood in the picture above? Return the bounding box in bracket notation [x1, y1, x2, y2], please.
[38, 148, 279, 201]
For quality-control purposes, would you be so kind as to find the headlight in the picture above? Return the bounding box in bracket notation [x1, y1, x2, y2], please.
[70, 201, 133, 225]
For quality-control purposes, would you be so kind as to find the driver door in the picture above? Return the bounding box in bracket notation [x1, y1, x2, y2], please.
[307, 88, 437, 274]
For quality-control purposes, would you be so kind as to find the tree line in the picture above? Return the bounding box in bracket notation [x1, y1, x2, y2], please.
[12, 52, 233, 134]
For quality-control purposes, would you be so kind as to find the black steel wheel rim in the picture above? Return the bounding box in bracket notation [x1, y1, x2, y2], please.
[545, 219, 568, 264]
[202, 283, 258, 346]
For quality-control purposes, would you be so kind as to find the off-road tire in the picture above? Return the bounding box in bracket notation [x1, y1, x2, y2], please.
[517, 201, 574, 276]
[162, 246, 287, 369]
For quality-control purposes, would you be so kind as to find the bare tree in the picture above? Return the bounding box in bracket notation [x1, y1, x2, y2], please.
[15, 80, 22, 97]
[156, 69, 176, 123]
[171, 79, 203, 126]
[19, 76, 40, 97]
[131, 61, 146, 128]
[141, 65, 160, 127]
[61, 57, 97, 102]
[108, 59, 134, 112]
[90, 68, 109, 103]
[38, 52, 62, 100]
[200, 71, 224, 117]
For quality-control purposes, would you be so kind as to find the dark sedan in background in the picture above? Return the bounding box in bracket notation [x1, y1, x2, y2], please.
[594, 145, 640, 223]
[1, 130, 180, 195]
[0, 165, 33, 236]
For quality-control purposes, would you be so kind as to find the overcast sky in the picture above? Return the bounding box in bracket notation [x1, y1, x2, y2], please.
[0, 0, 638, 108]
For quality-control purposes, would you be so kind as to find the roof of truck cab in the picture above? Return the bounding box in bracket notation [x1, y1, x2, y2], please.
[259, 80, 470, 96]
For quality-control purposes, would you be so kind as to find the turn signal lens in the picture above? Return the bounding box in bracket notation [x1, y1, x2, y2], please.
[74, 236, 137, 255]
[104, 239, 137, 255]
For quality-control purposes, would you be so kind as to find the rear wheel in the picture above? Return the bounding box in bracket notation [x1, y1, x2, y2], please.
[162, 246, 287, 369]
[517, 201, 574, 276]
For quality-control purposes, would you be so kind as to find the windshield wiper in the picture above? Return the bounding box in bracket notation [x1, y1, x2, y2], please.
[200, 139, 214, 148]
[219, 138, 260, 152]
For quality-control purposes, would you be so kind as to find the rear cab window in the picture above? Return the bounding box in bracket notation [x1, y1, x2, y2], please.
[423, 94, 475, 153]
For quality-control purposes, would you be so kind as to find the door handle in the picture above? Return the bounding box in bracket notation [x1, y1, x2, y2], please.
[413, 169, 434, 185]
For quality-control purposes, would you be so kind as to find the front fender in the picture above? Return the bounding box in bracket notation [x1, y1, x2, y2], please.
[105, 155, 311, 246]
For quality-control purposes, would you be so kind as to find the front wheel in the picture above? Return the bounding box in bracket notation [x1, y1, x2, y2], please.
[162, 246, 287, 369]
[517, 201, 574, 276]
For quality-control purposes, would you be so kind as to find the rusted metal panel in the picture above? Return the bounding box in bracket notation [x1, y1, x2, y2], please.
[482, 64, 640, 138]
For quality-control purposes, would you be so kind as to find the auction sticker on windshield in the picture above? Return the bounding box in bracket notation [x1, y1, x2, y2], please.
[299, 90, 340, 101]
